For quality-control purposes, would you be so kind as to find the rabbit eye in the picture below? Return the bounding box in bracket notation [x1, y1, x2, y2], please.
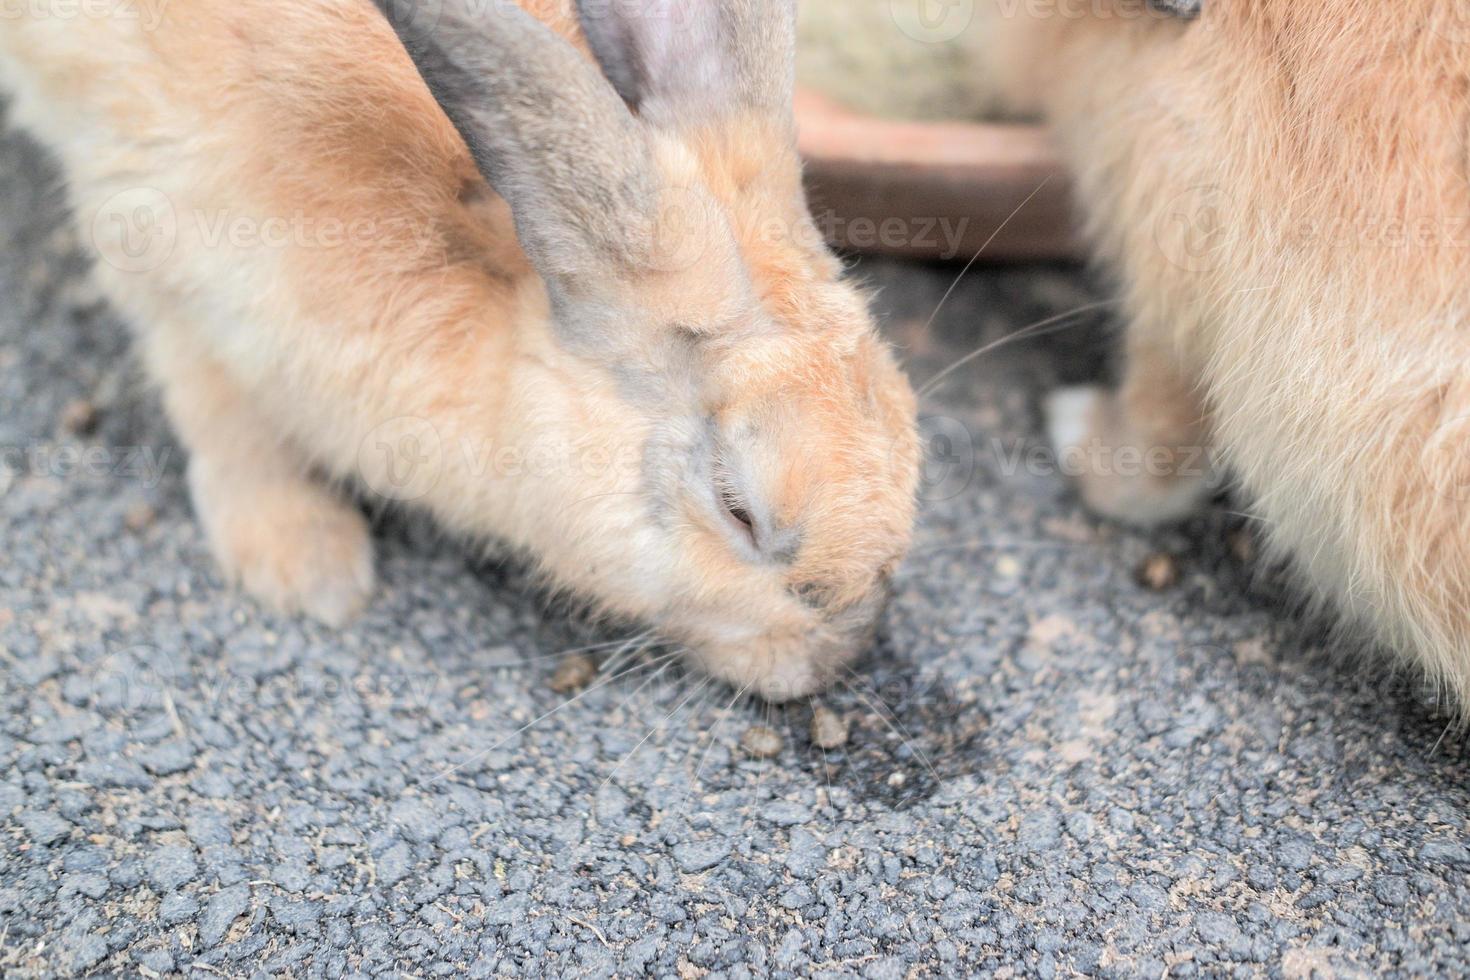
[720, 487, 756, 535]
[1149, 0, 1202, 18]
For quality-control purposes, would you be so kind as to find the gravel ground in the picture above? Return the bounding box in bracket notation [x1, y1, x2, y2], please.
[2, 111, 1469, 979]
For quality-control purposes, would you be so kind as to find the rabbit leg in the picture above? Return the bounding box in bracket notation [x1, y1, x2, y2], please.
[145, 328, 375, 625]
[1046, 332, 1214, 527]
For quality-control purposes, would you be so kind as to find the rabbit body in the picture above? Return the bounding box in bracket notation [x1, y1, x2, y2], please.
[0, 0, 919, 700]
[987, 2, 1470, 709]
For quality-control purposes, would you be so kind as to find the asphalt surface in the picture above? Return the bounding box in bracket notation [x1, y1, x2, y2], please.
[2, 111, 1469, 979]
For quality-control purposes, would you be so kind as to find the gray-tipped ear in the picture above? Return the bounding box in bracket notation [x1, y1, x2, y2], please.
[375, 0, 658, 284]
[575, 0, 796, 127]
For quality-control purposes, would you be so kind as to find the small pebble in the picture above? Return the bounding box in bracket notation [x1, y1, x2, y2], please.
[1228, 528, 1255, 563]
[740, 725, 784, 759]
[548, 653, 597, 694]
[809, 704, 849, 750]
[1136, 552, 1181, 591]
[125, 502, 156, 533]
[60, 398, 98, 436]
[886, 771, 907, 788]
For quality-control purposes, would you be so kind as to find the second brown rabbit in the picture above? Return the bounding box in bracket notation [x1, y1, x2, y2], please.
[983, 1, 1470, 715]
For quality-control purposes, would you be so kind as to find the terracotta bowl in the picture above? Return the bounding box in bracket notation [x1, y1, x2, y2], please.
[794, 89, 1079, 263]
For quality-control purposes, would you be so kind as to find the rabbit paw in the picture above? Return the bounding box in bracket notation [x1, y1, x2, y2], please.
[1046, 385, 1213, 527]
[188, 461, 375, 625]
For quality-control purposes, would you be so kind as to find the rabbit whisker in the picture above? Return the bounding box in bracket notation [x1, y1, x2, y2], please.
[568, 489, 643, 510]
[918, 298, 1119, 399]
[1221, 510, 1275, 527]
[839, 666, 940, 786]
[480, 629, 655, 671]
[599, 672, 713, 797]
[908, 538, 1092, 558]
[606, 655, 680, 724]
[749, 700, 777, 801]
[428, 643, 672, 785]
[592, 631, 666, 680]
[918, 173, 1058, 342]
[692, 680, 753, 781]
[1426, 717, 1456, 758]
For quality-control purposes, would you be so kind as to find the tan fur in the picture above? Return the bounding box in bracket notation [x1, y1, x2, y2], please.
[986, 2, 1470, 712]
[0, 0, 918, 700]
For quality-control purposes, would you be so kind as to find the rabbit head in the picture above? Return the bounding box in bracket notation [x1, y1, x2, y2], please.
[381, 0, 920, 700]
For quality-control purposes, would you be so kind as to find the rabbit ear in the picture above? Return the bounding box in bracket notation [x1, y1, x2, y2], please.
[377, 0, 659, 285]
[575, 0, 797, 128]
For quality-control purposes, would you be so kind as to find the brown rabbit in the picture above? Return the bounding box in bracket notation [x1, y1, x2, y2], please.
[981, 1, 1470, 712]
[0, 0, 920, 701]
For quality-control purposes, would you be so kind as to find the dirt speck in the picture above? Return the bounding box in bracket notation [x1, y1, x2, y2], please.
[59, 398, 98, 436]
[740, 725, 784, 759]
[810, 704, 849, 749]
[124, 502, 156, 533]
[548, 654, 597, 694]
[1227, 528, 1256, 563]
[1136, 553, 1181, 591]
[788, 637, 990, 810]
